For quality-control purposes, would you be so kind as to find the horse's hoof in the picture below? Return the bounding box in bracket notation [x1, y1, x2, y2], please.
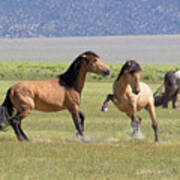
[134, 131, 144, 140]
[76, 132, 83, 137]
[76, 133, 86, 142]
[101, 107, 108, 112]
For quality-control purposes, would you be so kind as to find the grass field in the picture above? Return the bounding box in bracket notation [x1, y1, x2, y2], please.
[0, 80, 180, 180]
[0, 35, 180, 179]
[0, 60, 179, 83]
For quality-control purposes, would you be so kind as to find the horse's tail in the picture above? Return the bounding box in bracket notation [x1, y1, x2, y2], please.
[0, 89, 14, 130]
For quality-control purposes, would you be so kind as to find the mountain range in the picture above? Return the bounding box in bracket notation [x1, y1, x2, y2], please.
[0, 0, 180, 38]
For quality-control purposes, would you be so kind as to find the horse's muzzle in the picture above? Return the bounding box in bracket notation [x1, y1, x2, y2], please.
[132, 87, 140, 95]
[102, 69, 110, 76]
[134, 90, 140, 95]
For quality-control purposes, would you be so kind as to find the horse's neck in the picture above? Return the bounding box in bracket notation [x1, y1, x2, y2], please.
[74, 67, 87, 94]
[114, 75, 130, 96]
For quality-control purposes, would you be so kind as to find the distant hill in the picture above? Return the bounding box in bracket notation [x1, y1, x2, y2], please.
[0, 0, 180, 38]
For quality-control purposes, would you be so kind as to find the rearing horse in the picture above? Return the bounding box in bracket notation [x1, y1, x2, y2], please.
[0, 51, 110, 141]
[101, 60, 159, 143]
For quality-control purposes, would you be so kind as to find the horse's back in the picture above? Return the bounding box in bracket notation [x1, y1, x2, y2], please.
[164, 70, 180, 93]
[174, 70, 180, 78]
[174, 70, 180, 88]
[9, 79, 67, 112]
[10, 79, 64, 97]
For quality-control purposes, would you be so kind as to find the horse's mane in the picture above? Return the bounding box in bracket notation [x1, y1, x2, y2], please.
[59, 51, 98, 88]
[116, 60, 142, 81]
[58, 56, 83, 88]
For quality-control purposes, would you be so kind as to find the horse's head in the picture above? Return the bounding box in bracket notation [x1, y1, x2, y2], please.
[80, 51, 110, 76]
[154, 94, 164, 107]
[120, 60, 142, 94]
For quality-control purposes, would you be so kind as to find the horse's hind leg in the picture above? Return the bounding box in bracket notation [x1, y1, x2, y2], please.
[18, 121, 29, 141]
[101, 94, 114, 111]
[10, 110, 31, 141]
[9, 116, 22, 141]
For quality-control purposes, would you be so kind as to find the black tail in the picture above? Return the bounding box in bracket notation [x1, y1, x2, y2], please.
[0, 89, 14, 130]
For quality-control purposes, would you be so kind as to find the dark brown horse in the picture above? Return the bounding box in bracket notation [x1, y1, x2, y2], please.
[154, 70, 180, 109]
[0, 51, 110, 141]
[102, 60, 159, 143]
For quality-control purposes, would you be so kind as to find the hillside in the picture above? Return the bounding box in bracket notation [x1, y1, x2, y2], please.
[0, 0, 180, 38]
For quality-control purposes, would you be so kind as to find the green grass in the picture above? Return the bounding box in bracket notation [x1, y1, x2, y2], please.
[0, 81, 180, 180]
[0, 60, 179, 83]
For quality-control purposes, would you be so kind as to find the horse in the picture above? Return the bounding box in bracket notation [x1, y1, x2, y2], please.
[0, 51, 110, 141]
[154, 70, 180, 109]
[101, 60, 158, 143]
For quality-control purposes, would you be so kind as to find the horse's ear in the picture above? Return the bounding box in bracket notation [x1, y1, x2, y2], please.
[127, 61, 131, 66]
[81, 54, 87, 59]
[81, 54, 89, 63]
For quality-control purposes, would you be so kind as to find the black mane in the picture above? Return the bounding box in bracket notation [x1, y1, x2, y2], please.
[117, 60, 142, 80]
[58, 51, 98, 88]
[58, 56, 83, 88]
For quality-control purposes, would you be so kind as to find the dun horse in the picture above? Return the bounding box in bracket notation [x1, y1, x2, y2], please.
[0, 51, 110, 141]
[101, 60, 158, 143]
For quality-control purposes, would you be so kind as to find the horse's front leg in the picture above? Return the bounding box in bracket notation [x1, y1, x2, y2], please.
[147, 104, 159, 143]
[101, 94, 114, 111]
[79, 111, 85, 132]
[126, 109, 142, 140]
[163, 89, 175, 108]
[162, 97, 169, 108]
[172, 90, 179, 109]
[69, 105, 83, 137]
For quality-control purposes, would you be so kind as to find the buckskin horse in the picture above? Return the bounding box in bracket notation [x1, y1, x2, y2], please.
[101, 60, 158, 143]
[0, 51, 110, 141]
[154, 70, 180, 109]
